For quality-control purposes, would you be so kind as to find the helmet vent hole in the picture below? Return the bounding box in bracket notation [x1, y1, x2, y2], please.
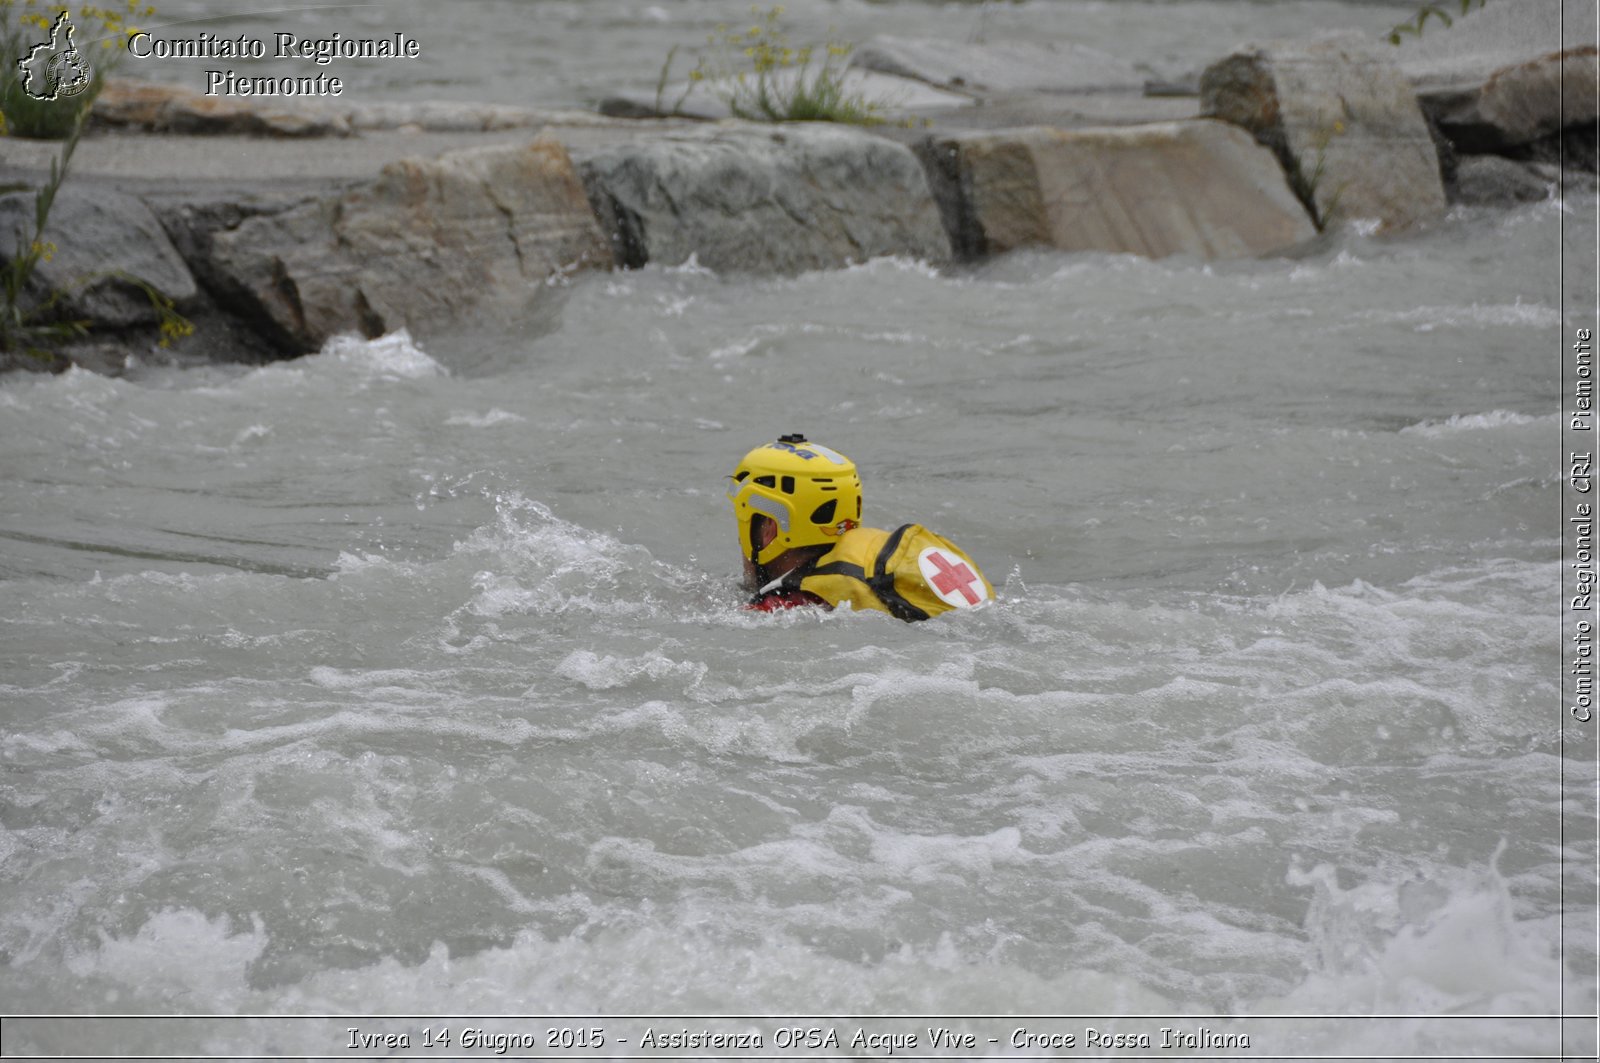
[754, 475, 776, 488]
[734, 471, 749, 482]
[810, 500, 837, 525]
[781, 475, 795, 495]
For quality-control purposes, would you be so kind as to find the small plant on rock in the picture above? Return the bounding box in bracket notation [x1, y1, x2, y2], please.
[1386, 0, 1489, 45]
[1, 114, 89, 361]
[673, 5, 885, 125]
[1, 0, 150, 139]
[1, 0, 191, 369]
[1299, 119, 1351, 229]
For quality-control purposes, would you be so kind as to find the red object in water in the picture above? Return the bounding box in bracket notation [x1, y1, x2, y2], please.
[746, 590, 827, 612]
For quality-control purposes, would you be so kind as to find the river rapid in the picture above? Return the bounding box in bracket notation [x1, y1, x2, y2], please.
[2, 0, 1596, 1058]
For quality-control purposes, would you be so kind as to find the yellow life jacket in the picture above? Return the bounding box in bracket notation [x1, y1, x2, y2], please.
[797, 524, 994, 622]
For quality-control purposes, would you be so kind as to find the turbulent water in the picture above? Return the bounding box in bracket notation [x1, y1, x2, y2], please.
[2, 0, 1597, 1057]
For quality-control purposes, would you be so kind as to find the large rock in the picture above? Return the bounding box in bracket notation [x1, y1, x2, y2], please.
[1393, 0, 1598, 156]
[172, 135, 610, 353]
[1201, 34, 1447, 232]
[0, 186, 198, 328]
[849, 36, 1146, 95]
[916, 120, 1316, 261]
[577, 123, 952, 272]
[1424, 46, 1599, 154]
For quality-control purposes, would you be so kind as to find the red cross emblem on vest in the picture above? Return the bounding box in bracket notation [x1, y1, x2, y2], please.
[918, 547, 985, 608]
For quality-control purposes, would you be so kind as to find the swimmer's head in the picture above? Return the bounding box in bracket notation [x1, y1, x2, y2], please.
[727, 434, 862, 586]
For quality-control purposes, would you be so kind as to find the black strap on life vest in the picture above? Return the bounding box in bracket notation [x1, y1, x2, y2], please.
[867, 524, 931, 623]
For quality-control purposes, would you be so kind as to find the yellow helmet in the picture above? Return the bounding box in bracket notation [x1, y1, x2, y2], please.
[728, 434, 863, 567]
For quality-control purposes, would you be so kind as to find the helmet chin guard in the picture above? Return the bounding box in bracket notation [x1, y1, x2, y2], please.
[727, 434, 863, 568]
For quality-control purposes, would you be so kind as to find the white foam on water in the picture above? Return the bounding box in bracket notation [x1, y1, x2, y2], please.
[443, 408, 524, 427]
[1287, 248, 1368, 282]
[63, 909, 267, 1009]
[0, 554, 1579, 1058]
[1263, 847, 1593, 1058]
[0, 363, 122, 407]
[306, 665, 448, 692]
[0, 729, 95, 759]
[706, 335, 764, 360]
[24, 843, 1580, 1057]
[197, 329, 445, 397]
[556, 649, 708, 691]
[34, 902, 1172, 1017]
[1358, 300, 1561, 331]
[1399, 409, 1554, 436]
[216, 701, 546, 754]
[836, 255, 944, 280]
[320, 329, 445, 380]
[662, 252, 713, 276]
[229, 423, 273, 447]
[444, 491, 694, 622]
[329, 549, 410, 577]
[866, 822, 1027, 880]
[1281, 854, 1557, 1014]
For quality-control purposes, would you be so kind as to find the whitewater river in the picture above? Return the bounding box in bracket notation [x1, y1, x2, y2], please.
[2, 0, 1597, 1059]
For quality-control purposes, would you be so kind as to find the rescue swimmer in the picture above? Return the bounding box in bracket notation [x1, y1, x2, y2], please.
[728, 434, 993, 620]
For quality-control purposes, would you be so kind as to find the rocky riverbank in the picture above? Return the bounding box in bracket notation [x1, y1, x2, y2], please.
[1, 0, 1594, 375]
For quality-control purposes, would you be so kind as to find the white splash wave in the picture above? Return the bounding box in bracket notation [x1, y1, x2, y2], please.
[1400, 410, 1554, 437]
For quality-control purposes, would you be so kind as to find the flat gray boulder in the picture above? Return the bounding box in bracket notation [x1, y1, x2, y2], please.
[849, 36, 1146, 95]
[917, 120, 1316, 261]
[1201, 33, 1447, 232]
[181, 135, 610, 353]
[578, 122, 952, 273]
[0, 186, 198, 329]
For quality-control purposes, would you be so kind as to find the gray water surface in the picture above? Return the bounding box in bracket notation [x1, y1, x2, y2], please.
[1, 0, 1594, 1056]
